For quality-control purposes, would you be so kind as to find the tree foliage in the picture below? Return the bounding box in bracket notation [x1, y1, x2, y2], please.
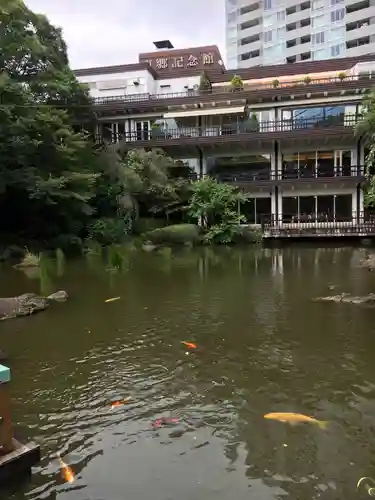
[188, 177, 247, 244]
[0, 0, 98, 248]
[356, 89, 375, 207]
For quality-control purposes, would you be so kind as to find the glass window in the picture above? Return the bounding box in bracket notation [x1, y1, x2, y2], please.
[311, 14, 325, 28]
[312, 0, 324, 9]
[263, 13, 275, 27]
[329, 26, 346, 40]
[331, 8, 344, 22]
[277, 26, 286, 38]
[312, 32, 325, 44]
[312, 48, 329, 60]
[227, 12, 237, 23]
[331, 0, 343, 5]
[277, 10, 285, 21]
[330, 43, 345, 57]
[264, 30, 273, 42]
[264, 0, 273, 10]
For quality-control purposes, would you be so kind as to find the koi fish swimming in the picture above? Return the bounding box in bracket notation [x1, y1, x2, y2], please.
[182, 341, 197, 349]
[109, 396, 132, 408]
[357, 477, 375, 497]
[264, 412, 329, 429]
[57, 453, 75, 484]
[152, 417, 180, 429]
[105, 297, 121, 303]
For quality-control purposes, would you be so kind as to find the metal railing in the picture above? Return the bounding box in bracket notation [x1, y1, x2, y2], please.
[262, 212, 375, 237]
[97, 115, 358, 144]
[215, 165, 365, 182]
[92, 73, 373, 105]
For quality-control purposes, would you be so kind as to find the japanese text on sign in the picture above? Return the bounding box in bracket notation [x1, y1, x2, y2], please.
[145, 52, 215, 70]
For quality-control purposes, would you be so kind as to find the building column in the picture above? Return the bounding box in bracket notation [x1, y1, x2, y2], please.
[271, 188, 277, 224]
[359, 185, 364, 222]
[0, 364, 14, 454]
[352, 189, 358, 223]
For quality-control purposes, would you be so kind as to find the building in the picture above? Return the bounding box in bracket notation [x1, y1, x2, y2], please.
[75, 42, 375, 237]
[226, 0, 375, 69]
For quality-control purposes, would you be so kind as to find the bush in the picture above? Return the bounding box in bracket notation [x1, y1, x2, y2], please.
[235, 225, 263, 244]
[144, 224, 201, 245]
[88, 217, 131, 245]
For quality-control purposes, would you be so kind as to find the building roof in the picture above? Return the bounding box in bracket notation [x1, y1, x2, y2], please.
[73, 52, 375, 82]
[210, 54, 375, 83]
[74, 62, 158, 78]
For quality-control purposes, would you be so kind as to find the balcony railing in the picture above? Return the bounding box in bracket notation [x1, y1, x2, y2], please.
[215, 165, 365, 182]
[262, 212, 375, 237]
[92, 73, 373, 105]
[98, 115, 358, 144]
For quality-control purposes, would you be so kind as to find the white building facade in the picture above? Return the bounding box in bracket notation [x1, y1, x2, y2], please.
[226, 0, 375, 68]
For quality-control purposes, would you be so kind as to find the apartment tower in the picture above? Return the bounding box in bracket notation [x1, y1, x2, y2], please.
[226, 0, 375, 68]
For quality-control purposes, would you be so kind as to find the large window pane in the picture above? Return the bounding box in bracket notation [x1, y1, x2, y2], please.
[317, 151, 334, 177]
[317, 195, 334, 221]
[335, 194, 352, 220]
[299, 196, 316, 221]
[255, 198, 271, 224]
[283, 197, 298, 222]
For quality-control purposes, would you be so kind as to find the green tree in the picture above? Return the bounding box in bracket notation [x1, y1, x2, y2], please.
[188, 177, 247, 244]
[0, 0, 98, 249]
[356, 89, 375, 207]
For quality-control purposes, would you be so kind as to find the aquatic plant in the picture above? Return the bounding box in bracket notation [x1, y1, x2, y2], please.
[18, 249, 40, 268]
[55, 248, 66, 277]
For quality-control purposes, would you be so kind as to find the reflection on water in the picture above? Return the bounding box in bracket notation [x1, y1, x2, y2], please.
[1, 245, 375, 499]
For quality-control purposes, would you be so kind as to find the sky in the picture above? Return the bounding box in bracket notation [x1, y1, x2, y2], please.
[25, 0, 226, 70]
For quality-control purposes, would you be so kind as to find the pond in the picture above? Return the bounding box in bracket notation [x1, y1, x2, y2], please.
[1, 245, 375, 500]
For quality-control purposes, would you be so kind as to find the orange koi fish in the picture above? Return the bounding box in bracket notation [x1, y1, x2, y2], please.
[109, 396, 132, 408]
[182, 341, 197, 349]
[57, 453, 75, 484]
[264, 412, 328, 429]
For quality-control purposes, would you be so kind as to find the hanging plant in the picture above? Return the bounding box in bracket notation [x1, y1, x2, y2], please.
[337, 72, 346, 81]
[272, 79, 280, 88]
[303, 75, 312, 85]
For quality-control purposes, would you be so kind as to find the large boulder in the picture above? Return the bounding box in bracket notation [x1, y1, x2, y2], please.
[313, 293, 375, 305]
[0, 291, 68, 320]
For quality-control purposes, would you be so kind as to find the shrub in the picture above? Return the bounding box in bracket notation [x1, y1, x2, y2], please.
[145, 224, 201, 245]
[272, 79, 280, 88]
[230, 74, 244, 90]
[337, 72, 346, 81]
[303, 75, 312, 85]
[88, 217, 131, 245]
[235, 226, 263, 244]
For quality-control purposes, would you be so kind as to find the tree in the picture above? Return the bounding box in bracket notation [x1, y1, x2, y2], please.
[188, 177, 247, 243]
[356, 89, 375, 207]
[0, 0, 98, 249]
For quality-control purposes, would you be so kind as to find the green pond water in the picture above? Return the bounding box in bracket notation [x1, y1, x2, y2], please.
[1, 245, 375, 500]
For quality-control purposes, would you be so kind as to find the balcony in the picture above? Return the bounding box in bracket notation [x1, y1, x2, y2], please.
[92, 73, 373, 111]
[98, 115, 359, 156]
[262, 212, 375, 238]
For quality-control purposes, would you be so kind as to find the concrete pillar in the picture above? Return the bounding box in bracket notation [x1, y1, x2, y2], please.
[0, 365, 14, 454]
[278, 190, 283, 223]
[352, 189, 358, 222]
[271, 188, 277, 223]
[359, 188, 364, 222]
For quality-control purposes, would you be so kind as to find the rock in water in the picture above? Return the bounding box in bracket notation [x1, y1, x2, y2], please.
[47, 290, 68, 302]
[0, 293, 49, 320]
[0, 290, 68, 320]
[313, 293, 375, 305]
